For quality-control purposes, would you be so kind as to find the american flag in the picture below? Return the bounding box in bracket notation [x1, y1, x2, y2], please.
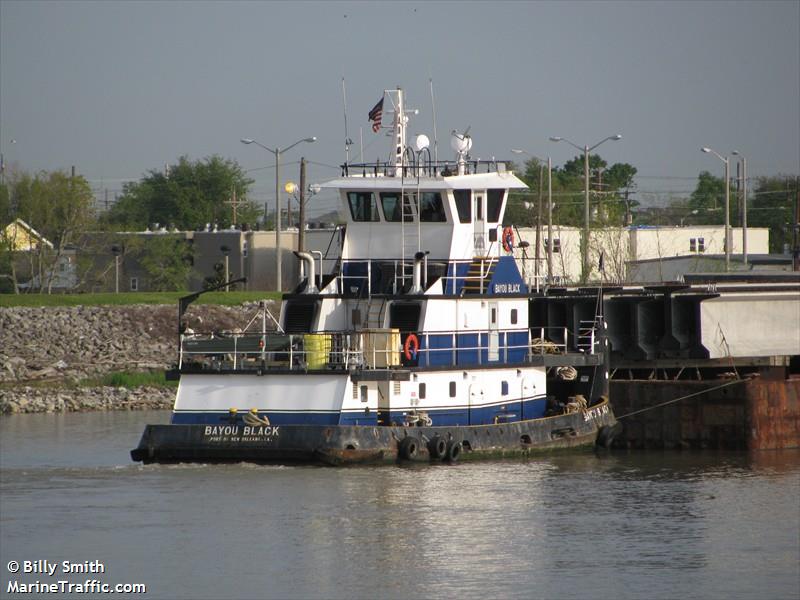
[368, 97, 383, 133]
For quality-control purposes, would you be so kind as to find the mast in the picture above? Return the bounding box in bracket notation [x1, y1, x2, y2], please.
[390, 88, 406, 171]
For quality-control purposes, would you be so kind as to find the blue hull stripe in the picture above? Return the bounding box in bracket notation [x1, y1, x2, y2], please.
[172, 396, 547, 427]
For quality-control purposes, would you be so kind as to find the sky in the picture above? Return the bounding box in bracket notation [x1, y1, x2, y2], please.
[1, 0, 798, 218]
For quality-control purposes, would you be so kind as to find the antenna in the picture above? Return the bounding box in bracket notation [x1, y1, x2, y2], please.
[341, 78, 350, 165]
[429, 78, 439, 163]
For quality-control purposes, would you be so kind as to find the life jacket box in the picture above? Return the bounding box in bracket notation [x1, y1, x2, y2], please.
[362, 328, 400, 368]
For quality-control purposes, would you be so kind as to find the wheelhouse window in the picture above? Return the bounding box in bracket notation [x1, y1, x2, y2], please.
[381, 192, 415, 222]
[454, 190, 471, 223]
[419, 192, 446, 222]
[487, 189, 504, 223]
[347, 192, 380, 222]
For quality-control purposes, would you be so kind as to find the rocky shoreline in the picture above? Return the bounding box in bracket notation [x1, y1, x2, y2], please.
[1, 302, 278, 415]
[1, 385, 175, 414]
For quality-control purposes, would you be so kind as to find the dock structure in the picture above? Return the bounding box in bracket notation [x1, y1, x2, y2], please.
[543, 279, 799, 450]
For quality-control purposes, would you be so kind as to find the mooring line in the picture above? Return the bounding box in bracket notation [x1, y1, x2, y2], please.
[615, 377, 749, 420]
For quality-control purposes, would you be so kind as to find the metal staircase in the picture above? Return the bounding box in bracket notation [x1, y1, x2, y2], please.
[462, 256, 497, 295]
[365, 297, 387, 329]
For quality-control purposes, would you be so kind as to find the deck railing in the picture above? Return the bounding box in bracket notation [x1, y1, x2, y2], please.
[177, 325, 581, 373]
[337, 256, 506, 297]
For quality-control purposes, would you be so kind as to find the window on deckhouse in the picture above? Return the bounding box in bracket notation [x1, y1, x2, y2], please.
[381, 192, 415, 222]
[419, 192, 447, 222]
[487, 189, 505, 222]
[347, 192, 380, 222]
[454, 190, 471, 223]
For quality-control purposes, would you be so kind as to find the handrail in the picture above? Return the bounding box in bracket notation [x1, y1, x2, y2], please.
[178, 325, 583, 373]
[337, 256, 510, 297]
[340, 158, 511, 178]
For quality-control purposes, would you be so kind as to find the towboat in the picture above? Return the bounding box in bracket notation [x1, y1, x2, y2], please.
[131, 88, 619, 465]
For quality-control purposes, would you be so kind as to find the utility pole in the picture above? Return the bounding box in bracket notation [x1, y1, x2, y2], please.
[733, 152, 748, 265]
[550, 135, 621, 283]
[793, 183, 800, 272]
[534, 164, 543, 282]
[299, 157, 307, 253]
[583, 145, 590, 281]
[547, 157, 553, 285]
[225, 186, 240, 225]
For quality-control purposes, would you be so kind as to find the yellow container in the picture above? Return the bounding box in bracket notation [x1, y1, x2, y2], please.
[304, 334, 331, 369]
[362, 329, 401, 367]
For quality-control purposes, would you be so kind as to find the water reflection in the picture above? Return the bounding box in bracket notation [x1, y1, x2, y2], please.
[0, 411, 797, 600]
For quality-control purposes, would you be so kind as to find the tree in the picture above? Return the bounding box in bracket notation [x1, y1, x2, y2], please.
[139, 235, 194, 291]
[105, 155, 255, 230]
[0, 180, 15, 292]
[605, 163, 638, 225]
[0, 169, 94, 293]
[686, 170, 737, 226]
[749, 175, 798, 253]
[504, 159, 542, 227]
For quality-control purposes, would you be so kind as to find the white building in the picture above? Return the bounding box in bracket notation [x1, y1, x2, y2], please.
[512, 225, 770, 285]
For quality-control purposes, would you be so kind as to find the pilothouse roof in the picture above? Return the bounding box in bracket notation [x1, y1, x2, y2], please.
[322, 87, 528, 192]
[321, 170, 528, 191]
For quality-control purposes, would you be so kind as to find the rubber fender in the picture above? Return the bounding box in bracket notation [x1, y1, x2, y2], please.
[428, 436, 447, 460]
[596, 422, 623, 449]
[398, 436, 419, 460]
[445, 440, 461, 463]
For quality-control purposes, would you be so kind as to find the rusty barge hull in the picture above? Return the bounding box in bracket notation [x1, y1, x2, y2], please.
[610, 376, 800, 450]
[131, 400, 618, 466]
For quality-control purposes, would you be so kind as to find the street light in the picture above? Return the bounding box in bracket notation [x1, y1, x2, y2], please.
[220, 245, 231, 292]
[110, 245, 122, 294]
[550, 134, 622, 282]
[284, 181, 298, 228]
[701, 146, 731, 271]
[241, 136, 316, 291]
[511, 149, 553, 285]
[732, 150, 748, 265]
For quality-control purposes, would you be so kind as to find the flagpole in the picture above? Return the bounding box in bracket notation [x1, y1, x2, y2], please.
[430, 78, 438, 164]
[341, 78, 350, 165]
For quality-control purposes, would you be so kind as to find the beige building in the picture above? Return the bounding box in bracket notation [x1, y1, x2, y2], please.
[76, 226, 344, 293]
[189, 227, 343, 291]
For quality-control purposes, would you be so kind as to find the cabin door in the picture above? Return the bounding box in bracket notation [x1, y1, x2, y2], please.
[468, 383, 484, 425]
[473, 191, 486, 255]
[377, 381, 391, 426]
[520, 376, 535, 420]
[488, 302, 499, 362]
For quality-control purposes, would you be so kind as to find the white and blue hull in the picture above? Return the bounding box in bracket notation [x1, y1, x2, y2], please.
[170, 366, 548, 427]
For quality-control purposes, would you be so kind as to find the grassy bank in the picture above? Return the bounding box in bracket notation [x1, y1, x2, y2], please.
[81, 370, 178, 389]
[0, 291, 280, 308]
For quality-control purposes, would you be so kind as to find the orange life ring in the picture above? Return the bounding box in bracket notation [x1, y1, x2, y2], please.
[403, 334, 419, 361]
[502, 226, 514, 252]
